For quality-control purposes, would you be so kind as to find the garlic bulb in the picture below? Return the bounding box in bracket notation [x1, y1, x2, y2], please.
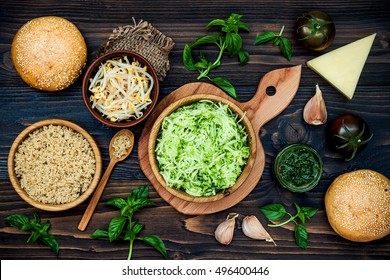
[214, 213, 238, 245]
[303, 84, 327, 125]
[242, 215, 276, 245]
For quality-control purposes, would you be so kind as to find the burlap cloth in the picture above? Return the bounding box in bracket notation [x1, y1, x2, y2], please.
[97, 18, 175, 81]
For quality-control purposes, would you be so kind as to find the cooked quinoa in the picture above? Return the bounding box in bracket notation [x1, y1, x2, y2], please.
[14, 124, 96, 204]
[112, 134, 132, 159]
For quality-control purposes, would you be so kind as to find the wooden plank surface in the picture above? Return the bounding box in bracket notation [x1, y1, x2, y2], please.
[0, 0, 389, 260]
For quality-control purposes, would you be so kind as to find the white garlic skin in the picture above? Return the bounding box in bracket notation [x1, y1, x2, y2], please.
[303, 84, 328, 125]
[214, 214, 238, 245]
[242, 215, 276, 245]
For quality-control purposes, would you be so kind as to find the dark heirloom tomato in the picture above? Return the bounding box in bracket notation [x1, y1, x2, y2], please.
[296, 11, 336, 51]
[326, 114, 373, 161]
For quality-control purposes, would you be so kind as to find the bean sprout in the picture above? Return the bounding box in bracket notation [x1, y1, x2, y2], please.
[88, 56, 154, 122]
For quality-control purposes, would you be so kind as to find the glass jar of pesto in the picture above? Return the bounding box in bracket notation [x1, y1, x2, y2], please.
[273, 143, 323, 193]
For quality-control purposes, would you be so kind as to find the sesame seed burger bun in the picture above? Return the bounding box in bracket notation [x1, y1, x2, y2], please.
[11, 16, 87, 91]
[325, 169, 390, 242]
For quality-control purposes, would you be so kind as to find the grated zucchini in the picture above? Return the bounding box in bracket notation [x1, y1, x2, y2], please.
[155, 100, 250, 196]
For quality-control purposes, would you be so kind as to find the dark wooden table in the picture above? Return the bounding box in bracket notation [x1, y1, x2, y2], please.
[0, 0, 389, 260]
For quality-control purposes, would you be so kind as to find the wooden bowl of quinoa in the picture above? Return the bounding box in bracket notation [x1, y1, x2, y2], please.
[8, 119, 102, 211]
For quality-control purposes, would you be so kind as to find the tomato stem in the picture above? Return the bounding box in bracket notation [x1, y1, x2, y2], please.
[334, 121, 373, 161]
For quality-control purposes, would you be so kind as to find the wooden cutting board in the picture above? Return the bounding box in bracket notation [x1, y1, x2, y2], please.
[138, 65, 302, 215]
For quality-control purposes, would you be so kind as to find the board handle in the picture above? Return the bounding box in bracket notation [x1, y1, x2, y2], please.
[241, 65, 302, 133]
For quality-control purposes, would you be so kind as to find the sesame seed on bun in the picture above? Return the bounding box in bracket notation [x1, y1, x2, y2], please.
[325, 169, 390, 242]
[11, 16, 87, 91]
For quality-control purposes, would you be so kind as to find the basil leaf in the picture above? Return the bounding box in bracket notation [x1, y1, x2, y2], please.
[6, 213, 60, 256]
[91, 185, 167, 259]
[254, 31, 275, 45]
[127, 192, 136, 205]
[33, 213, 41, 224]
[183, 44, 196, 71]
[294, 203, 305, 224]
[40, 221, 51, 235]
[294, 203, 301, 213]
[225, 13, 243, 33]
[237, 21, 250, 32]
[132, 222, 144, 235]
[206, 19, 225, 28]
[138, 235, 168, 259]
[229, 13, 243, 21]
[181, 14, 250, 100]
[120, 205, 131, 217]
[225, 32, 242, 55]
[5, 214, 30, 229]
[197, 51, 210, 65]
[280, 37, 292, 61]
[195, 51, 212, 71]
[190, 35, 221, 47]
[221, 25, 231, 34]
[124, 230, 136, 241]
[238, 49, 249, 65]
[273, 37, 281, 46]
[21, 223, 33, 231]
[210, 59, 221, 70]
[134, 185, 150, 200]
[259, 204, 287, 221]
[297, 211, 306, 224]
[301, 207, 318, 220]
[27, 230, 41, 243]
[253, 25, 293, 61]
[106, 198, 127, 209]
[108, 216, 127, 242]
[210, 77, 237, 100]
[128, 185, 149, 203]
[295, 224, 308, 249]
[91, 229, 109, 239]
[41, 234, 59, 256]
[194, 61, 208, 70]
[131, 198, 156, 213]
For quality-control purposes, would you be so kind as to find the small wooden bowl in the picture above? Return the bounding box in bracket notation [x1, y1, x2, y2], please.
[82, 50, 159, 128]
[8, 119, 102, 211]
[148, 94, 257, 203]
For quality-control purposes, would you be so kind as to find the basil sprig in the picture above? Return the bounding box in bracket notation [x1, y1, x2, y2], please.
[5, 213, 59, 256]
[91, 185, 167, 260]
[259, 203, 318, 249]
[254, 25, 293, 61]
[183, 13, 250, 100]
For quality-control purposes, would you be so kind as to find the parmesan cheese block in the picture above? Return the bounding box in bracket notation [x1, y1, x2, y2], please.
[307, 33, 376, 99]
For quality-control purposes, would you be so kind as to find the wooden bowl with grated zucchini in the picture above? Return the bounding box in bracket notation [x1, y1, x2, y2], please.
[148, 94, 257, 203]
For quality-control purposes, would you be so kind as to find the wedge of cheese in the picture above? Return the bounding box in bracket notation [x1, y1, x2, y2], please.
[307, 33, 376, 99]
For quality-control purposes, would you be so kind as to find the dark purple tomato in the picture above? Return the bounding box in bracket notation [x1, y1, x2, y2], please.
[326, 114, 373, 161]
[296, 11, 336, 51]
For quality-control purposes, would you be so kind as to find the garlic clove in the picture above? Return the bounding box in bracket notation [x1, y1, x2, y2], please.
[242, 215, 276, 246]
[303, 84, 328, 125]
[214, 213, 238, 245]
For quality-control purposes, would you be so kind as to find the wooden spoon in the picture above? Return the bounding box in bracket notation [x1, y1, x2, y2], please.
[78, 129, 134, 231]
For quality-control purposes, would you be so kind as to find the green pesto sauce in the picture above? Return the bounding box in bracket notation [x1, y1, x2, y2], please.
[277, 146, 321, 189]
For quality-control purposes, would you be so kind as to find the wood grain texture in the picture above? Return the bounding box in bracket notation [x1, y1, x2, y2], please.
[0, 0, 389, 260]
